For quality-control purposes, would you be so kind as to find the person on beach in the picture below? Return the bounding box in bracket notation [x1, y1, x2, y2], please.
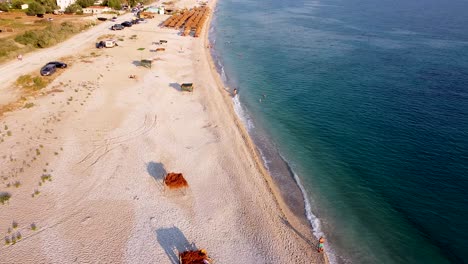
[318, 237, 325, 253]
[17, 54, 23, 61]
[233, 88, 238, 96]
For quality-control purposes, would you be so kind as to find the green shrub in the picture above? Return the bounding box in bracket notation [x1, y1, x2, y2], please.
[76, 0, 94, 8]
[64, 3, 82, 14]
[11, 0, 24, 9]
[0, 39, 19, 57]
[103, 0, 121, 10]
[26, 2, 45, 16]
[0, 192, 11, 204]
[0, 2, 9, 12]
[37, 0, 58, 13]
[24, 102, 34, 108]
[41, 174, 51, 182]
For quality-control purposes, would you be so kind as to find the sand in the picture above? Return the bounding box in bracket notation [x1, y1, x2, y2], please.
[0, 1, 326, 263]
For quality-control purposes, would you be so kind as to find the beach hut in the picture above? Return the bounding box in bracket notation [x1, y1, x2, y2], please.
[181, 83, 194, 92]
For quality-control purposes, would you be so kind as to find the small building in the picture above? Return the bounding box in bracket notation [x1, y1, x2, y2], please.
[21, 4, 28, 9]
[83, 6, 112, 14]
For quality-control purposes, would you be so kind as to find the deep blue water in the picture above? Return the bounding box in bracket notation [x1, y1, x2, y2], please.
[210, 0, 468, 263]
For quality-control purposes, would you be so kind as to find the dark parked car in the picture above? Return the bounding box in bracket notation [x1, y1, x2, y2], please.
[47, 61, 67, 68]
[121, 21, 132, 27]
[131, 19, 139, 25]
[96, 41, 105, 49]
[40, 64, 56, 76]
[111, 24, 124, 30]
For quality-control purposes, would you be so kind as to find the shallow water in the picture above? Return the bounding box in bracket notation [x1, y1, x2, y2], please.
[211, 0, 468, 263]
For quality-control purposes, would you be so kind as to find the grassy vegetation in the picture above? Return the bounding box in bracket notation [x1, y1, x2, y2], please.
[41, 174, 51, 182]
[16, 74, 49, 90]
[0, 192, 11, 204]
[1, 21, 95, 62]
[24, 102, 35, 108]
[15, 22, 93, 48]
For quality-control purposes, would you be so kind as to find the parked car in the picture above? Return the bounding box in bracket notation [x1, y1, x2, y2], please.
[131, 19, 139, 25]
[40, 64, 56, 76]
[96, 41, 105, 49]
[96, 40, 118, 48]
[121, 21, 132, 27]
[47, 61, 67, 68]
[111, 24, 124, 30]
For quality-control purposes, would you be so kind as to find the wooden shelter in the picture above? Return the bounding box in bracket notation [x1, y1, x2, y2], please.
[140, 59, 152, 69]
[181, 83, 194, 92]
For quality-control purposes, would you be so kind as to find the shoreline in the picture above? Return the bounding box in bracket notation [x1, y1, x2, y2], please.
[201, 1, 330, 263]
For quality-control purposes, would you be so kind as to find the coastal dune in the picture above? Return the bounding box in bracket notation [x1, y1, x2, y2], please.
[0, 1, 325, 263]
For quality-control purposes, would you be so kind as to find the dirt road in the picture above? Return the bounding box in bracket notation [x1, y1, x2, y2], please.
[0, 13, 134, 90]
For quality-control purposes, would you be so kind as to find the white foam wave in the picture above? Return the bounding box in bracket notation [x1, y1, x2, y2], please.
[257, 148, 271, 170]
[232, 96, 255, 130]
[231, 92, 338, 263]
[290, 168, 338, 264]
[220, 66, 227, 82]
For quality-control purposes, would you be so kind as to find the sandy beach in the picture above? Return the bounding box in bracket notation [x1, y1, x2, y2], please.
[0, 0, 326, 263]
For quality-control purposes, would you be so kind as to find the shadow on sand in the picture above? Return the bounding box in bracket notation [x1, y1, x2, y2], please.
[147, 161, 166, 190]
[156, 226, 196, 264]
[169, 82, 181, 92]
[280, 216, 319, 248]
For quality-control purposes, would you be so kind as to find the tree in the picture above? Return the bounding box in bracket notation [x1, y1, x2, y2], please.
[37, 0, 58, 13]
[64, 3, 82, 14]
[11, 0, 24, 9]
[106, 0, 121, 10]
[76, 0, 94, 8]
[26, 2, 45, 16]
[127, 0, 136, 8]
[0, 3, 9, 12]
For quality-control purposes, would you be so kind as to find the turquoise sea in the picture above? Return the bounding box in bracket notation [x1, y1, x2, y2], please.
[210, 0, 468, 263]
